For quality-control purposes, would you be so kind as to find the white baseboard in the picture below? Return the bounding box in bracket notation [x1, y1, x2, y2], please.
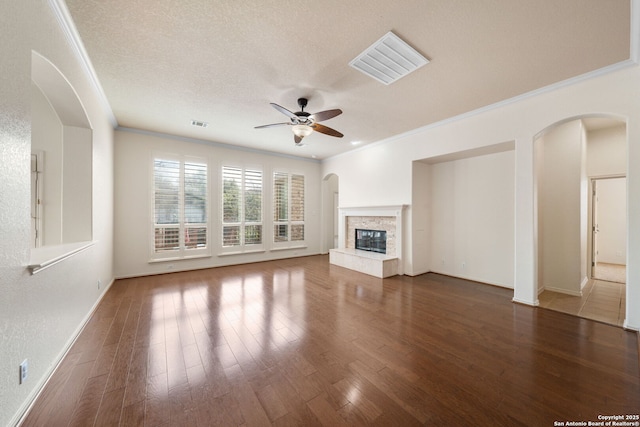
[512, 297, 540, 306]
[623, 319, 639, 332]
[428, 269, 514, 289]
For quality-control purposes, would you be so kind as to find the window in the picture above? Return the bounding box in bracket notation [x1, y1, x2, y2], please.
[273, 172, 305, 244]
[222, 166, 263, 248]
[153, 156, 208, 259]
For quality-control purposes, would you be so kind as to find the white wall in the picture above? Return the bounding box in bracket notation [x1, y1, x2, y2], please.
[0, 2, 115, 426]
[62, 126, 93, 243]
[596, 177, 627, 264]
[587, 125, 627, 176]
[427, 150, 515, 288]
[538, 120, 587, 295]
[409, 160, 431, 275]
[322, 64, 640, 330]
[114, 129, 322, 278]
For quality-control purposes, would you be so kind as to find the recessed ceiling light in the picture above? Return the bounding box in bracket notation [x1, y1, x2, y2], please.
[191, 120, 209, 128]
[351, 140, 362, 146]
[349, 31, 429, 85]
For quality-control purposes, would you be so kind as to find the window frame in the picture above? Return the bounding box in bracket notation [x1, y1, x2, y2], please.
[150, 153, 211, 262]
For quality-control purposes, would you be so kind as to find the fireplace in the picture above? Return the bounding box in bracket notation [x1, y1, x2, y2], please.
[330, 205, 406, 277]
[355, 229, 387, 254]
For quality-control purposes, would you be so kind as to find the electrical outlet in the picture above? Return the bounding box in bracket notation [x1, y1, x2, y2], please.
[462, 262, 466, 270]
[19, 359, 28, 384]
[167, 264, 174, 270]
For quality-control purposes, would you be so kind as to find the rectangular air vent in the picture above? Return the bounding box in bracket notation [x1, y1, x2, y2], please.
[349, 31, 429, 85]
[191, 120, 209, 128]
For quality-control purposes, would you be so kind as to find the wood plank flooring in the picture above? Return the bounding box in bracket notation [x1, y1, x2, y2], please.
[21, 255, 640, 426]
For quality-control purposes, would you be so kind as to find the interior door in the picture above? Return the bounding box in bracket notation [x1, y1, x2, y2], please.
[591, 177, 627, 282]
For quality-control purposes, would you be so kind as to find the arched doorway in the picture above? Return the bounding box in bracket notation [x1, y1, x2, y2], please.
[321, 173, 339, 254]
[535, 115, 627, 326]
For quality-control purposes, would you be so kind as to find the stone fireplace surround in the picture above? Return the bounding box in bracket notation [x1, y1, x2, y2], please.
[329, 205, 406, 278]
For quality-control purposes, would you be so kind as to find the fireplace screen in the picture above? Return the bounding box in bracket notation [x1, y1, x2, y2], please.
[355, 229, 387, 254]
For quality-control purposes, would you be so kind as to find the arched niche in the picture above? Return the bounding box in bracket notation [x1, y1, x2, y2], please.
[29, 51, 93, 273]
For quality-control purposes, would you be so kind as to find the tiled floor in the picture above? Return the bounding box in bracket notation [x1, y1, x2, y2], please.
[539, 279, 626, 327]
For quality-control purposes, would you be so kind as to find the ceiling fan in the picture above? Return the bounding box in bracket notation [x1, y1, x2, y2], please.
[255, 98, 343, 145]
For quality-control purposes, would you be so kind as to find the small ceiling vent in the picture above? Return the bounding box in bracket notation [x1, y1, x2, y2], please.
[191, 120, 209, 128]
[349, 31, 429, 85]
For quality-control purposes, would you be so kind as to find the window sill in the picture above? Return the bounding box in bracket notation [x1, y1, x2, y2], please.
[148, 253, 212, 263]
[28, 241, 96, 275]
[270, 245, 307, 252]
[218, 249, 266, 257]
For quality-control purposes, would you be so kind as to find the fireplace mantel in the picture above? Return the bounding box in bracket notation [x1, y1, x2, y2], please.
[331, 205, 406, 277]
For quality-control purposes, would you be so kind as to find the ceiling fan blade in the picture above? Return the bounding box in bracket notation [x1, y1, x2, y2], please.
[311, 123, 343, 138]
[270, 103, 297, 119]
[254, 122, 291, 129]
[309, 109, 342, 122]
[294, 134, 303, 145]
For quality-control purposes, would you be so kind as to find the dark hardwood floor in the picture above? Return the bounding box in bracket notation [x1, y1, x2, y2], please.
[21, 255, 639, 426]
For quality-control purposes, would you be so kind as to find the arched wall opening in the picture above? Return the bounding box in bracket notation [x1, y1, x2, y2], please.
[321, 173, 339, 254]
[29, 51, 93, 271]
[534, 114, 627, 323]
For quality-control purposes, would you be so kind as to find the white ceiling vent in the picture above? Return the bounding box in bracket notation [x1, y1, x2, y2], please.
[191, 119, 209, 128]
[349, 31, 429, 85]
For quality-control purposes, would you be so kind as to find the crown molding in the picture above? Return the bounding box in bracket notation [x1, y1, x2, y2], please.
[632, 0, 640, 63]
[48, 0, 118, 128]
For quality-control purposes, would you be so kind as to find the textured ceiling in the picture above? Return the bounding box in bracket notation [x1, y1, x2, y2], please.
[64, 0, 631, 159]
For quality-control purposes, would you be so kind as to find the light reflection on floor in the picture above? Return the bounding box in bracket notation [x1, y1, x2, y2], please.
[147, 268, 310, 390]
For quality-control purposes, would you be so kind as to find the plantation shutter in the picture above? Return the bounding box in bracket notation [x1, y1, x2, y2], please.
[291, 174, 305, 241]
[222, 166, 242, 246]
[273, 172, 304, 243]
[184, 161, 207, 249]
[154, 159, 180, 252]
[244, 169, 262, 245]
[273, 172, 289, 242]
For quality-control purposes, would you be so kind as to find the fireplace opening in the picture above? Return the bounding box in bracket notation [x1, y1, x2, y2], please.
[355, 229, 387, 254]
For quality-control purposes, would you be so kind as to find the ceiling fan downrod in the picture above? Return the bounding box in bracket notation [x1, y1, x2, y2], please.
[297, 97, 308, 112]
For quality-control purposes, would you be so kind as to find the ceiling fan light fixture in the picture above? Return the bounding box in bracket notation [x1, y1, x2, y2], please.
[292, 124, 313, 138]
